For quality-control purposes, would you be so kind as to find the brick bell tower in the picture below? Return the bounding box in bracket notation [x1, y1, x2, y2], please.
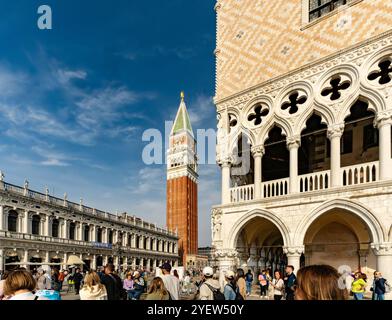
[167, 92, 198, 267]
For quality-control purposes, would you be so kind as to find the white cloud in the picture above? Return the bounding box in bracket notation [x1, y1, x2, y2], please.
[188, 94, 215, 126]
[57, 69, 87, 84]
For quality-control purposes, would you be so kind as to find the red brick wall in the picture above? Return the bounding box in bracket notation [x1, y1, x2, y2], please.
[167, 176, 198, 266]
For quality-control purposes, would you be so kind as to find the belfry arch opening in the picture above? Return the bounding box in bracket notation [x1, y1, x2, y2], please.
[303, 208, 376, 273]
[235, 216, 287, 275]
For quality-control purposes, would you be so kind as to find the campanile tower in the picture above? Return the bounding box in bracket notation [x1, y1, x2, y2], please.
[167, 92, 198, 266]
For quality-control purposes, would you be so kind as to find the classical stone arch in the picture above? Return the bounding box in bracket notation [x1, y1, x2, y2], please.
[228, 208, 291, 249]
[295, 106, 332, 136]
[294, 199, 385, 246]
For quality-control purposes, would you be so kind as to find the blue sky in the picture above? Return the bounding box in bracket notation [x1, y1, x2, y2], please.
[0, 0, 220, 246]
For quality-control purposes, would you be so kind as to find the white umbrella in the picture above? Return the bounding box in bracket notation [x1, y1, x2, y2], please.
[66, 255, 85, 265]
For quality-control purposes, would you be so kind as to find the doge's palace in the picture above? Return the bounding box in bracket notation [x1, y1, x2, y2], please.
[212, 0, 392, 294]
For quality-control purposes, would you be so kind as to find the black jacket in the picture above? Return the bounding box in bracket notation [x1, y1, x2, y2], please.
[101, 273, 123, 300]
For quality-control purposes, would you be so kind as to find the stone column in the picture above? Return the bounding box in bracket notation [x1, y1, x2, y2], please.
[44, 215, 51, 237]
[62, 219, 69, 239]
[146, 258, 151, 271]
[23, 211, 30, 234]
[45, 251, 50, 264]
[328, 123, 345, 187]
[220, 159, 232, 204]
[376, 114, 392, 180]
[132, 257, 137, 269]
[103, 256, 108, 266]
[283, 246, 304, 275]
[372, 243, 392, 300]
[92, 255, 97, 270]
[252, 146, 265, 199]
[78, 223, 84, 241]
[287, 136, 301, 193]
[131, 234, 136, 248]
[63, 253, 68, 270]
[0, 248, 4, 271]
[90, 225, 96, 242]
[0, 205, 4, 231]
[23, 250, 29, 268]
[39, 216, 45, 236]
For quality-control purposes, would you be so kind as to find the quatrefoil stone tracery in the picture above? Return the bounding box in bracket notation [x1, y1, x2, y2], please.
[368, 59, 392, 85]
[281, 91, 307, 114]
[321, 76, 351, 101]
[247, 104, 269, 126]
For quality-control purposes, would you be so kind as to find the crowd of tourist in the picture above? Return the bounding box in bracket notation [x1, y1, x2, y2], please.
[0, 262, 389, 300]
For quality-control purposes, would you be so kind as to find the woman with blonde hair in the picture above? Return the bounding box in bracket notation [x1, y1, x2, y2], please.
[295, 265, 348, 300]
[146, 277, 170, 300]
[79, 271, 108, 300]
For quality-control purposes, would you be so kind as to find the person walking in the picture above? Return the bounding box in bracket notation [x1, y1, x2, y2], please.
[245, 270, 253, 296]
[284, 265, 296, 300]
[146, 277, 170, 300]
[271, 271, 285, 300]
[351, 272, 367, 300]
[101, 263, 123, 300]
[198, 267, 222, 300]
[295, 265, 347, 300]
[123, 272, 134, 300]
[258, 270, 269, 299]
[158, 263, 180, 300]
[58, 270, 65, 292]
[236, 269, 246, 300]
[73, 268, 84, 295]
[371, 271, 387, 301]
[79, 271, 108, 300]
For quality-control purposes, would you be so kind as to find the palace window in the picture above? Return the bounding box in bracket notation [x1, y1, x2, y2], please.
[69, 222, 76, 240]
[32, 215, 41, 235]
[309, 0, 350, 22]
[52, 219, 59, 238]
[8, 211, 18, 232]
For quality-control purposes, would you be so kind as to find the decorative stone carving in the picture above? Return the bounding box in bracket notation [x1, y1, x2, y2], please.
[286, 135, 301, 149]
[327, 123, 345, 140]
[371, 243, 392, 255]
[212, 208, 223, 241]
[283, 246, 305, 256]
[251, 145, 265, 157]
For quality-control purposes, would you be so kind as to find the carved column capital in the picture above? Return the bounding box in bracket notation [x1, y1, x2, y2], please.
[371, 243, 392, 256]
[286, 135, 301, 149]
[283, 246, 305, 256]
[327, 123, 345, 140]
[375, 111, 392, 128]
[251, 145, 265, 157]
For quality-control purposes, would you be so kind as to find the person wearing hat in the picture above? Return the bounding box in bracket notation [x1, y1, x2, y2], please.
[224, 270, 239, 300]
[198, 266, 221, 300]
[158, 262, 180, 300]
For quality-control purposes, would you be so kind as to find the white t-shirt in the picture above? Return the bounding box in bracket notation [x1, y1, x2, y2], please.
[160, 274, 180, 300]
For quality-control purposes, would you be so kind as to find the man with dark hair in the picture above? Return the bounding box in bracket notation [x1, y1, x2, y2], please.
[158, 263, 180, 300]
[101, 263, 123, 300]
[284, 265, 296, 300]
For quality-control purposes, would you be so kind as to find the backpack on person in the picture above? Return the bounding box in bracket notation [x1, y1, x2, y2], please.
[229, 284, 244, 301]
[204, 283, 225, 301]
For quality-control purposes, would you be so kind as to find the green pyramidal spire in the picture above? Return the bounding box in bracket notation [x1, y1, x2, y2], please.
[172, 91, 194, 136]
